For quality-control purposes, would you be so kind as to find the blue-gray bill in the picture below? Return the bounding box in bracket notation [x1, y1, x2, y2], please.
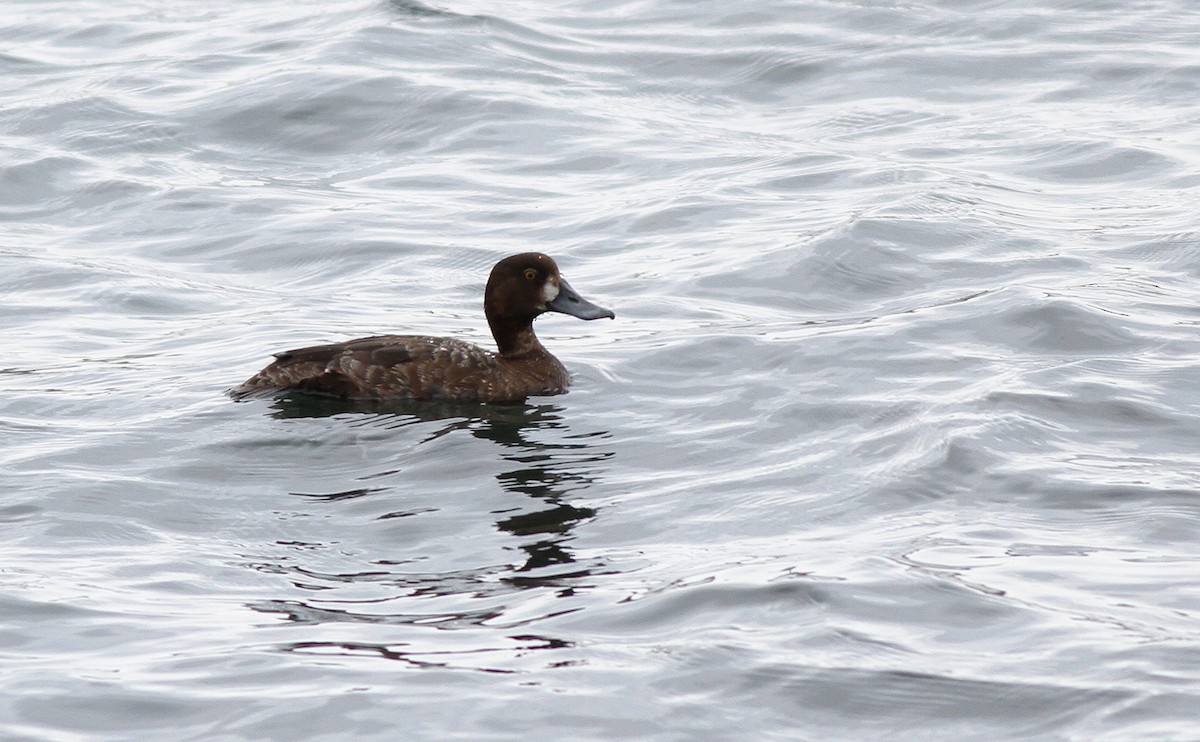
[548, 278, 615, 320]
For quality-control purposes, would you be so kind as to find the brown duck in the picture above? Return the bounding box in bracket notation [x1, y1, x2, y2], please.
[232, 253, 614, 403]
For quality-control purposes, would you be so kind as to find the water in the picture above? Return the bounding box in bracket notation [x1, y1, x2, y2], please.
[4, 0, 1200, 739]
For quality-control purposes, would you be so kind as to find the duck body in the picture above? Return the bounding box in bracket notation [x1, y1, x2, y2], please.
[237, 333, 570, 403]
[233, 253, 613, 403]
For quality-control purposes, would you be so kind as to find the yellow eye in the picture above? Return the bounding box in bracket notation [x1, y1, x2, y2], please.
[524, 268, 538, 281]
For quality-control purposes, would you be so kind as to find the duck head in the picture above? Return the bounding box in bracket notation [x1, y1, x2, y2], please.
[484, 253, 614, 354]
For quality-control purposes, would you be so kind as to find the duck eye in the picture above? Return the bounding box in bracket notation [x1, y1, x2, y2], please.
[524, 268, 538, 281]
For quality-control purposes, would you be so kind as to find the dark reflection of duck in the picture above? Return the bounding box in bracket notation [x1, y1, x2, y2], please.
[249, 399, 613, 667]
[233, 253, 614, 403]
[476, 408, 610, 585]
[278, 398, 611, 588]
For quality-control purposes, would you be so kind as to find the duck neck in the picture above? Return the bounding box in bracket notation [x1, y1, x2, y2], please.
[488, 313, 546, 358]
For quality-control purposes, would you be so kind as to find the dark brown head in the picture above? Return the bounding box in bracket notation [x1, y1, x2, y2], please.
[484, 253, 614, 355]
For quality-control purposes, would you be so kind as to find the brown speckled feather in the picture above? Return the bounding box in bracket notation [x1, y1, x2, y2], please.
[234, 334, 567, 402]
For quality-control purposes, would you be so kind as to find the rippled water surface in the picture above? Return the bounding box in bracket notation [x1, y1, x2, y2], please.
[5, 1, 1200, 739]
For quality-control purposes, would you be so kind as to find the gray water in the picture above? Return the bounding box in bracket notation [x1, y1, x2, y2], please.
[4, 1, 1200, 739]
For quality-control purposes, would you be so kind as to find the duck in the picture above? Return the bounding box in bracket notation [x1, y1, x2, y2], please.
[232, 253, 614, 403]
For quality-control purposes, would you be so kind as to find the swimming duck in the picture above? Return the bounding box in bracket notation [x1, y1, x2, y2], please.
[233, 253, 614, 403]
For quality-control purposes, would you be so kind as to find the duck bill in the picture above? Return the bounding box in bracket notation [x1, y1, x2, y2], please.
[547, 278, 615, 320]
